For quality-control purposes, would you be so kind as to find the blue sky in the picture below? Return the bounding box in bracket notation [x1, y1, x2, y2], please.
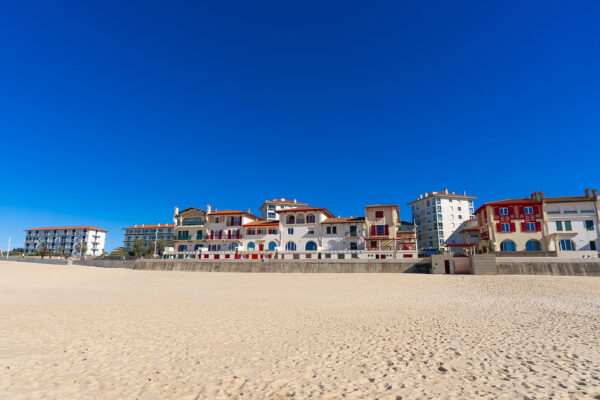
[1, 1, 599, 251]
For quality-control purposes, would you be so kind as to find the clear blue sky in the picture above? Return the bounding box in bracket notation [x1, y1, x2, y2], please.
[1, 1, 599, 251]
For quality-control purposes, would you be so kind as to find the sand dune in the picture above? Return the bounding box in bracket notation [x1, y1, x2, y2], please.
[0, 261, 599, 399]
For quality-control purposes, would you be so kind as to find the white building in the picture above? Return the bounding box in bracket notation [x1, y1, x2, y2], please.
[24, 226, 107, 256]
[321, 217, 366, 251]
[277, 207, 335, 252]
[242, 220, 280, 252]
[259, 198, 308, 220]
[540, 189, 599, 257]
[205, 207, 262, 252]
[408, 189, 476, 251]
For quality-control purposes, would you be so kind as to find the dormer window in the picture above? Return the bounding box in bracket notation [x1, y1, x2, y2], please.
[499, 208, 509, 216]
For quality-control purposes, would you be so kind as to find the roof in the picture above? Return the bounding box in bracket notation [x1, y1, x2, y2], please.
[259, 199, 308, 209]
[460, 226, 480, 232]
[407, 192, 477, 205]
[208, 210, 262, 219]
[445, 243, 477, 247]
[242, 220, 280, 227]
[123, 224, 174, 230]
[322, 217, 365, 224]
[275, 207, 335, 218]
[473, 198, 540, 215]
[177, 207, 205, 214]
[544, 196, 594, 203]
[365, 204, 399, 208]
[24, 226, 108, 232]
[399, 220, 414, 226]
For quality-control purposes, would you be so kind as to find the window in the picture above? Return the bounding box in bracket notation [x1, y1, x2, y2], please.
[565, 221, 572, 231]
[268, 241, 277, 251]
[305, 241, 317, 251]
[586, 220, 594, 231]
[332, 226, 337, 234]
[306, 214, 315, 223]
[556, 221, 563, 231]
[500, 240, 516, 251]
[215, 217, 220, 223]
[308, 229, 314, 235]
[350, 242, 358, 250]
[501, 223, 510, 232]
[288, 228, 293, 235]
[375, 211, 384, 218]
[247, 242, 255, 250]
[591, 241, 597, 251]
[440, 239, 444, 245]
[268, 212, 276, 218]
[437, 206, 441, 212]
[287, 215, 295, 224]
[296, 214, 305, 224]
[525, 240, 540, 251]
[458, 207, 462, 211]
[524, 206, 533, 215]
[326, 226, 331, 234]
[559, 239, 575, 251]
[285, 241, 296, 251]
[376, 225, 386, 235]
[458, 215, 462, 220]
[499, 208, 509, 216]
[526, 222, 535, 232]
[436, 198, 441, 204]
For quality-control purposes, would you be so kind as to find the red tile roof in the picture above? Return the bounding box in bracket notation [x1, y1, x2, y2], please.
[25, 226, 108, 232]
[242, 220, 280, 227]
[460, 226, 480, 232]
[365, 204, 399, 208]
[177, 207, 205, 214]
[261, 199, 308, 205]
[122, 224, 174, 230]
[275, 207, 335, 218]
[544, 196, 593, 203]
[322, 217, 365, 224]
[474, 198, 540, 215]
[208, 210, 262, 219]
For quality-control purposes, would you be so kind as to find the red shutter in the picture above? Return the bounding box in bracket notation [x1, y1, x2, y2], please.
[494, 208, 499, 218]
[384, 225, 389, 235]
[521, 222, 527, 232]
[510, 222, 516, 232]
[536, 222, 541, 231]
[371, 225, 376, 236]
[496, 223, 502, 232]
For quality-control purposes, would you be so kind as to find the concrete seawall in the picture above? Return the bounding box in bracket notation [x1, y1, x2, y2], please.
[496, 259, 600, 276]
[133, 259, 431, 273]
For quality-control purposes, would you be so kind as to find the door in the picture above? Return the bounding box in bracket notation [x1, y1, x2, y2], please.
[444, 260, 450, 274]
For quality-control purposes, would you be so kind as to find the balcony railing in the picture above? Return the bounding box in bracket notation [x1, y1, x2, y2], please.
[209, 233, 243, 240]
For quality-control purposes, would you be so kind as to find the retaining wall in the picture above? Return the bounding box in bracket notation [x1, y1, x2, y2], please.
[134, 259, 431, 273]
[496, 258, 600, 276]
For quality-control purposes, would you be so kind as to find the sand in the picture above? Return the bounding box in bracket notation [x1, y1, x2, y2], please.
[0, 261, 599, 399]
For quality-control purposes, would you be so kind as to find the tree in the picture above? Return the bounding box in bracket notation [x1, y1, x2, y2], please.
[39, 243, 51, 259]
[132, 240, 146, 258]
[74, 242, 87, 256]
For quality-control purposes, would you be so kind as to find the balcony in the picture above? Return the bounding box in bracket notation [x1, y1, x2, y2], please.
[209, 233, 243, 240]
[345, 231, 360, 239]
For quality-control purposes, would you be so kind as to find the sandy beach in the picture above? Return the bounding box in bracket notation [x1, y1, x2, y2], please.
[0, 261, 599, 399]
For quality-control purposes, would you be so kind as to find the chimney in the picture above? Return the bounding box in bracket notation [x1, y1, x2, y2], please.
[338, 215, 341, 218]
[174, 207, 179, 215]
[593, 189, 598, 199]
[540, 192, 544, 200]
[463, 190, 466, 196]
[281, 197, 286, 201]
[293, 199, 297, 203]
[530, 192, 537, 201]
[452, 191, 455, 195]
[141, 224, 144, 227]
[247, 208, 251, 214]
[207, 204, 212, 213]
[585, 188, 592, 198]
[443, 188, 448, 194]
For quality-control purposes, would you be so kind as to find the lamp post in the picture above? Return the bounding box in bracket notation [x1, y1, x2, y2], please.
[153, 224, 159, 258]
[6, 237, 10, 259]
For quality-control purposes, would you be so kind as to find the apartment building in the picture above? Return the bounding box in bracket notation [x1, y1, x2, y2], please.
[364, 204, 417, 258]
[206, 207, 262, 252]
[173, 207, 207, 252]
[258, 198, 308, 220]
[408, 189, 476, 250]
[24, 226, 107, 256]
[321, 217, 366, 251]
[277, 207, 335, 252]
[123, 223, 174, 250]
[537, 189, 599, 257]
[242, 220, 280, 252]
[475, 198, 545, 253]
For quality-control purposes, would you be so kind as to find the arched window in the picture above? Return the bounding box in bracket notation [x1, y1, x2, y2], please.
[500, 240, 516, 251]
[296, 214, 305, 224]
[194, 244, 204, 251]
[178, 244, 187, 251]
[305, 241, 317, 251]
[306, 214, 315, 223]
[247, 242, 255, 250]
[285, 241, 296, 251]
[268, 241, 277, 251]
[525, 240, 540, 251]
[560, 239, 575, 251]
[287, 215, 295, 224]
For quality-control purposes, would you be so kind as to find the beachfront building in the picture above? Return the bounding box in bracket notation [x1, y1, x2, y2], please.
[259, 198, 308, 221]
[173, 207, 206, 252]
[277, 207, 335, 253]
[538, 189, 599, 257]
[321, 217, 366, 251]
[123, 223, 174, 250]
[242, 220, 280, 252]
[24, 226, 107, 256]
[364, 205, 418, 258]
[475, 198, 545, 253]
[408, 189, 476, 251]
[449, 218, 480, 254]
[205, 207, 262, 252]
